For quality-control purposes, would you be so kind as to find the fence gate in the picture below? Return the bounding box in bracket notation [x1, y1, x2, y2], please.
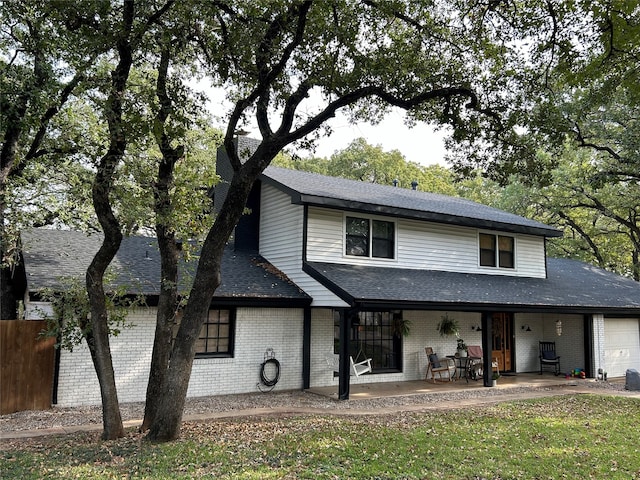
[1, 320, 56, 415]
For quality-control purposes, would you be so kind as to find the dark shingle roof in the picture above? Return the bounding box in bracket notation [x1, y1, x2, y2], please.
[262, 166, 562, 238]
[21, 229, 310, 305]
[304, 258, 640, 314]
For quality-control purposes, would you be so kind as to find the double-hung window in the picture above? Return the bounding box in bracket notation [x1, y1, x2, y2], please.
[479, 233, 514, 269]
[345, 216, 395, 259]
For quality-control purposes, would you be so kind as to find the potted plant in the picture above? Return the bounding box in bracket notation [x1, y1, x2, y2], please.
[456, 338, 468, 357]
[492, 371, 500, 386]
[437, 313, 459, 337]
[392, 313, 412, 337]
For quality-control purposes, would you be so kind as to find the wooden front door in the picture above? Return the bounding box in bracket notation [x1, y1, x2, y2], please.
[491, 313, 513, 372]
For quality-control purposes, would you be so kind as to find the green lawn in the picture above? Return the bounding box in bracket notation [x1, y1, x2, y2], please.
[2, 394, 640, 479]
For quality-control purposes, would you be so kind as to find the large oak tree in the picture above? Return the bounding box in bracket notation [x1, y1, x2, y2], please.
[144, 0, 528, 441]
[0, 1, 96, 319]
[9, 0, 631, 443]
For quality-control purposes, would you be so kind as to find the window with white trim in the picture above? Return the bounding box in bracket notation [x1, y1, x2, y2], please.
[345, 216, 395, 259]
[479, 233, 514, 268]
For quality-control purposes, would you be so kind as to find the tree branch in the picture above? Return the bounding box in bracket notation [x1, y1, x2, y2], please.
[571, 121, 621, 161]
[556, 211, 605, 267]
[284, 85, 502, 146]
[23, 70, 86, 163]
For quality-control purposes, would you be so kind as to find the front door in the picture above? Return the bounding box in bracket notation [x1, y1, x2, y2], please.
[491, 312, 513, 372]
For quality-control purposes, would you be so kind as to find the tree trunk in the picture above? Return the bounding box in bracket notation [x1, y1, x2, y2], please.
[147, 167, 258, 442]
[0, 267, 16, 320]
[141, 44, 183, 431]
[82, 0, 135, 440]
[84, 278, 124, 440]
[140, 154, 181, 431]
[140, 232, 178, 431]
[146, 232, 225, 442]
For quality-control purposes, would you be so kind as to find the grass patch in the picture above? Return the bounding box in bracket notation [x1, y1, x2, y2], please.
[2, 394, 640, 479]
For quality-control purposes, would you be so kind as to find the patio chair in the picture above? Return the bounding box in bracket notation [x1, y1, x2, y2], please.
[326, 354, 372, 377]
[466, 345, 499, 381]
[539, 341, 561, 375]
[425, 347, 455, 383]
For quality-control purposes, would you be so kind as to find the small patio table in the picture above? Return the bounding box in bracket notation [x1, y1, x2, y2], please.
[446, 355, 481, 383]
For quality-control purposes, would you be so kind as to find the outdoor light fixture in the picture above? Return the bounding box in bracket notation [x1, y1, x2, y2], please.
[471, 324, 482, 331]
[555, 319, 562, 336]
[521, 324, 532, 332]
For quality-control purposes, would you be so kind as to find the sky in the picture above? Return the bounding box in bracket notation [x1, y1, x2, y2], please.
[200, 84, 449, 167]
[300, 108, 449, 166]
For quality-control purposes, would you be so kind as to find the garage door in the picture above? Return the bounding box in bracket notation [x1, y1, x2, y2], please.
[604, 318, 640, 378]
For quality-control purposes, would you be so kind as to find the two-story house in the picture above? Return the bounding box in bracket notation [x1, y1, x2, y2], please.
[15, 138, 640, 406]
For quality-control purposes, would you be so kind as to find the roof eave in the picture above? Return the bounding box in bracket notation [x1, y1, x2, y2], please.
[352, 299, 640, 315]
[297, 194, 562, 238]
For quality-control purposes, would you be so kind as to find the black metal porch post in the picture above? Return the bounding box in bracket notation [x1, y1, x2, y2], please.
[302, 306, 311, 390]
[583, 314, 594, 379]
[338, 308, 351, 400]
[481, 312, 493, 387]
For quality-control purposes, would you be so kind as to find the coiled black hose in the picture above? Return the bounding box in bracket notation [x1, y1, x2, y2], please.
[259, 357, 281, 387]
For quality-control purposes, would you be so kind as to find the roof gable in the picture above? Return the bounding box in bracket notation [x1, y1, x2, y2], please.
[261, 166, 561, 238]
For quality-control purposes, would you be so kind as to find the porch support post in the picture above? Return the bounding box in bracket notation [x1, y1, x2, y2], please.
[302, 306, 311, 390]
[338, 308, 352, 400]
[481, 312, 493, 387]
[583, 314, 594, 379]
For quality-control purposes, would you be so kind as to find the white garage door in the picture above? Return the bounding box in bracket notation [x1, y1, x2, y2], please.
[604, 318, 640, 378]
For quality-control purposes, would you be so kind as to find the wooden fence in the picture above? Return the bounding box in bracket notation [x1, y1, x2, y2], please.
[1, 320, 56, 415]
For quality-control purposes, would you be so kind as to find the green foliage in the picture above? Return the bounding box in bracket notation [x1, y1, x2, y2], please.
[37, 273, 142, 351]
[326, 138, 457, 195]
[116, 123, 222, 240]
[437, 313, 459, 337]
[277, 138, 457, 195]
[273, 152, 331, 175]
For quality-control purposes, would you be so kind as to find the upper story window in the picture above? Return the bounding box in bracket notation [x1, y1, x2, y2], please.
[479, 233, 515, 269]
[345, 216, 395, 259]
[175, 309, 235, 358]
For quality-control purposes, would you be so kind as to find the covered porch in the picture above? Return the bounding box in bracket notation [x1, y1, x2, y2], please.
[308, 373, 601, 401]
[304, 258, 640, 400]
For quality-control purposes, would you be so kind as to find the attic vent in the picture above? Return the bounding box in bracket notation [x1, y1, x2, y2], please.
[411, 180, 418, 191]
[392, 178, 399, 187]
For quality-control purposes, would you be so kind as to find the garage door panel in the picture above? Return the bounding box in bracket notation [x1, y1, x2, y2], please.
[605, 319, 640, 378]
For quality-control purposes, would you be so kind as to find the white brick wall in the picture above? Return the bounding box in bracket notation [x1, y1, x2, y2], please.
[309, 309, 484, 387]
[187, 307, 304, 397]
[52, 305, 602, 406]
[516, 312, 585, 374]
[55, 306, 305, 407]
[56, 307, 156, 406]
[592, 314, 605, 375]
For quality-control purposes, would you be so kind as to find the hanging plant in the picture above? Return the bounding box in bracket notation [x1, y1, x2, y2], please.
[392, 312, 411, 337]
[437, 313, 459, 337]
